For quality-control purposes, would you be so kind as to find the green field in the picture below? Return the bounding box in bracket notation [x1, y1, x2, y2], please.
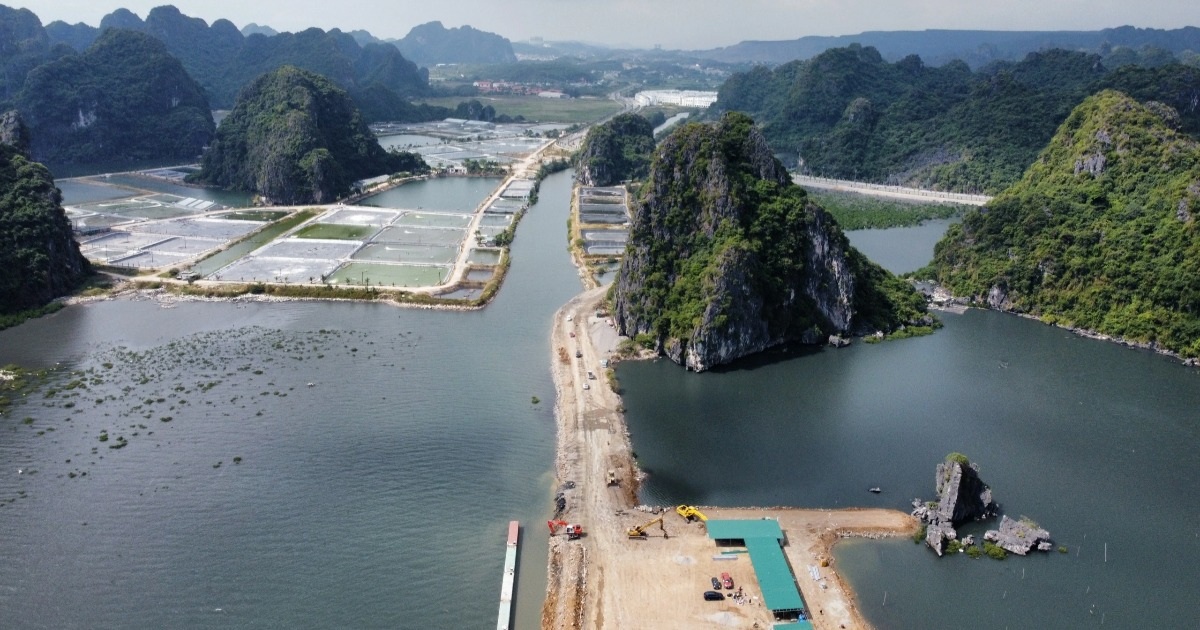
[809, 190, 966, 230]
[294, 223, 376, 240]
[415, 96, 622, 124]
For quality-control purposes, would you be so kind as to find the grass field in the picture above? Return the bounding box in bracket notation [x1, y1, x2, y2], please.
[416, 95, 622, 123]
[294, 223, 376, 240]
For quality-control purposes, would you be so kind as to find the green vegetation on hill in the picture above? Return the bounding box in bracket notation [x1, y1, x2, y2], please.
[715, 45, 1200, 193]
[613, 113, 928, 370]
[932, 91, 1200, 356]
[15, 28, 214, 166]
[574, 113, 656, 186]
[196, 66, 427, 205]
[0, 140, 90, 314]
[32, 5, 435, 119]
[807, 190, 965, 230]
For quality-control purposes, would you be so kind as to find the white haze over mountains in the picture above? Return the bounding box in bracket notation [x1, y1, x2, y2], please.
[13, 0, 1198, 49]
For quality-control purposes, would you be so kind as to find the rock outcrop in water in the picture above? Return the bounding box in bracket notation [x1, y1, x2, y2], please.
[912, 453, 1056, 557]
[612, 112, 929, 371]
[985, 516, 1054, 556]
[911, 454, 999, 555]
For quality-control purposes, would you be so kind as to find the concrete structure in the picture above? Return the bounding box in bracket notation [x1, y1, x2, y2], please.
[634, 90, 719, 108]
[496, 520, 519, 630]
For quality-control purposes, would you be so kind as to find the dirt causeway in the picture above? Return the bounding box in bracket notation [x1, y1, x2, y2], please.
[541, 286, 918, 629]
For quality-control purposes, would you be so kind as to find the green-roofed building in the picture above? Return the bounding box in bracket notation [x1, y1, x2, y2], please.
[706, 519, 809, 621]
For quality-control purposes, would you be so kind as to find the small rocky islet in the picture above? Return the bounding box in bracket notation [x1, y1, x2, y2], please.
[912, 453, 1054, 558]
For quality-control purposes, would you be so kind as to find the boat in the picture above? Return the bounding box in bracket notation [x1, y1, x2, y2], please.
[868, 487, 882, 493]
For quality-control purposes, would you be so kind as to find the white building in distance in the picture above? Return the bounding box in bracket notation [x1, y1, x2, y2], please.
[634, 90, 719, 108]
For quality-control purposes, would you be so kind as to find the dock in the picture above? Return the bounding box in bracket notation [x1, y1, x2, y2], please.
[496, 520, 519, 630]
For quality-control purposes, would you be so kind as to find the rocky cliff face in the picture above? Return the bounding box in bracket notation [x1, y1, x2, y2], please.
[574, 113, 655, 187]
[0, 110, 30, 154]
[911, 455, 999, 555]
[0, 134, 90, 314]
[613, 112, 921, 371]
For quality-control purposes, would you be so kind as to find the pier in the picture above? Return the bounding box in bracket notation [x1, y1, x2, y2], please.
[496, 520, 519, 630]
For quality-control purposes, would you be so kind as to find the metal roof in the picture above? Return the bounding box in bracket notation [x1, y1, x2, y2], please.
[706, 518, 784, 542]
[706, 519, 806, 614]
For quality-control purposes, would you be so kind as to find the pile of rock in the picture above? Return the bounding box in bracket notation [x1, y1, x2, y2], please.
[984, 516, 1054, 555]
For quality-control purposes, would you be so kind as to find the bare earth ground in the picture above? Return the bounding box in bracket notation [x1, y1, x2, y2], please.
[541, 286, 918, 629]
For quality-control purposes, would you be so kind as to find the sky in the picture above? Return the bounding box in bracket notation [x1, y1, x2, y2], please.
[11, 0, 1199, 50]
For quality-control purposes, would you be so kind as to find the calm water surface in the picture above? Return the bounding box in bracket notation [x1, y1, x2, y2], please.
[361, 177, 501, 212]
[0, 171, 581, 629]
[845, 218, 957, 274]
[619, 220, 1200, 628]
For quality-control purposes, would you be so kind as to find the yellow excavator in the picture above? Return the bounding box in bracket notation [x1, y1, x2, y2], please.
[627, 515, 668, 539]
[676, 505, 708, 522]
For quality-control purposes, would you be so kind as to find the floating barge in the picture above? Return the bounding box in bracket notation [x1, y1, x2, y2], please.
[496, 520, 519, 630]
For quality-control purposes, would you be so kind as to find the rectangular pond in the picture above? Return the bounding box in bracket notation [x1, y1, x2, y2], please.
[328, 262, 449, 287]
[352, 243, 458, 265]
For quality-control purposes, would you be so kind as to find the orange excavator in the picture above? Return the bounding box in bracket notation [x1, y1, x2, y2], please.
[547, 520, 585, 540]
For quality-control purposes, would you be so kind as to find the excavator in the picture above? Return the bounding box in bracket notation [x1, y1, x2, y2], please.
[676, 505, 708, 522]
[627, 515, 668, 540]
[547, 520, 584, 540]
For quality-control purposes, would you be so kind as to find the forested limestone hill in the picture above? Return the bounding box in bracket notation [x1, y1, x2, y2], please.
[32, 4, 432, 117]
[15, 28, 214, 166]
[196, 66, 427, 205]
[613, 113, 928, 371]
[574, 113, 655, 187]
[715, 45, 1200, 193]
[0, 116, 90, 314]
[932, 91, 1200, 357]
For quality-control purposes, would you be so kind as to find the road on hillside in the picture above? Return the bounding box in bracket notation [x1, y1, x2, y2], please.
[793, 174, 992, 206]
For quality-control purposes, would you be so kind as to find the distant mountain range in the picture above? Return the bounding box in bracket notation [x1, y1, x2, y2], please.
[351, 21, 517, 66]
[3, 4, 517, 112]
[688, 26, 1200, 68]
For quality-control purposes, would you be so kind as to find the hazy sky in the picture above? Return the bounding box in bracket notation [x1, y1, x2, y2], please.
[12, 1, 1199, 49]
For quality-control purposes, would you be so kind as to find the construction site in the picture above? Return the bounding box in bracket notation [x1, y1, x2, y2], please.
[543, 287, 918, 629]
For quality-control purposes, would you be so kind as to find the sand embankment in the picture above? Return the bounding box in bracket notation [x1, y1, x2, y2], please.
[541, 285, 916, 629]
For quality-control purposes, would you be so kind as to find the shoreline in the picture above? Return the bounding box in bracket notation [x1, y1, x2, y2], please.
[540, 281, 916, 628]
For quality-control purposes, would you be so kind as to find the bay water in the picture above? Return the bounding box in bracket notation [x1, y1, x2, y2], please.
[0, 171, 581, 629]
[620, 219, 1200, 628]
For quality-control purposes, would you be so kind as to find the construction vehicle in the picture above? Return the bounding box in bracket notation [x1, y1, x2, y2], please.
[547, 520, 585, 540]
[627, 515, 668, 539]
[676, 505, 708, 522]
[606, 469, 618, 486]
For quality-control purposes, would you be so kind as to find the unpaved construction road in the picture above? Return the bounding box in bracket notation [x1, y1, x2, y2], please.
[541, 285, 918, 629]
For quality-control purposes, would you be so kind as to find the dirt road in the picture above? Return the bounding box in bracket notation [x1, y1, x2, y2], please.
[540, 286, 917, 629]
